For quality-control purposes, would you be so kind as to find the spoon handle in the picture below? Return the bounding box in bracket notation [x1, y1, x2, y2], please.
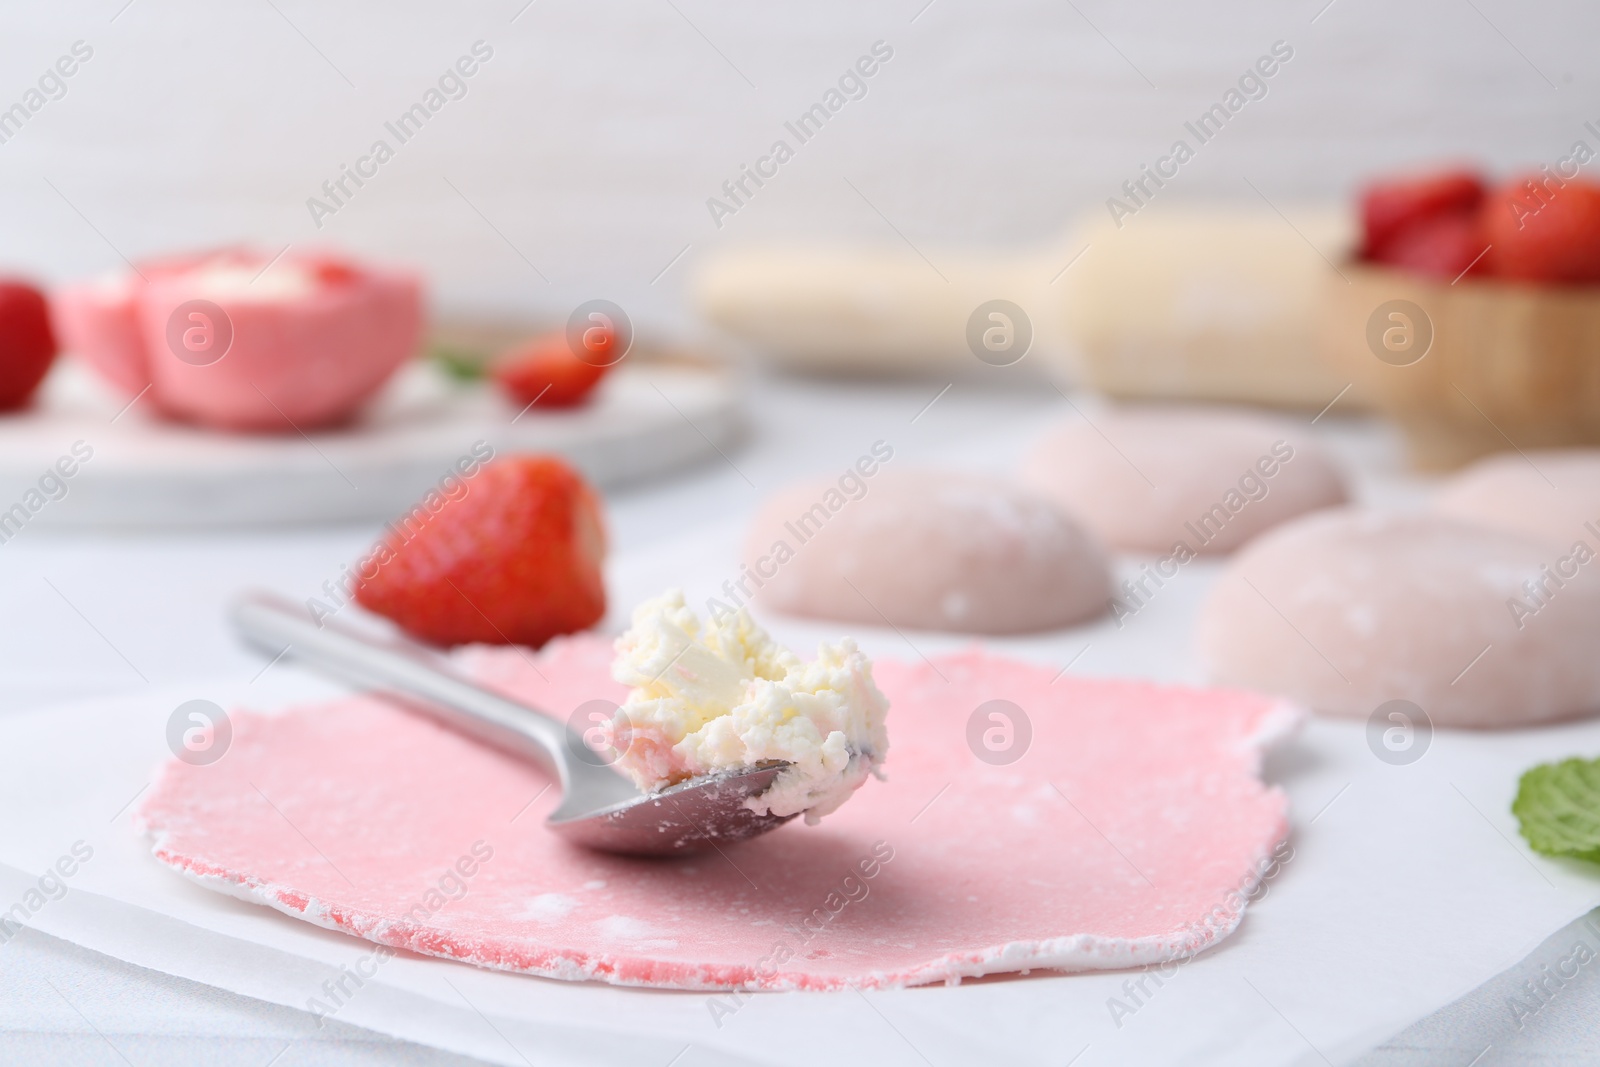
[230, 592, 577, 788]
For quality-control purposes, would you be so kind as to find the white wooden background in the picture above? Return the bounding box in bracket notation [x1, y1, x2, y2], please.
[0, 0, 1593, 332]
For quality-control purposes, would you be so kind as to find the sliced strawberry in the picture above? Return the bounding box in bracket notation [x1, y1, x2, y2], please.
[1360, 168, 1485, 261]
[1482, 175, 1600, 283]
[0, 279, 59, 411]
[491, 331, 612, 409]
[1378, 212, 1489, 281]
[354, 455, 607, 647]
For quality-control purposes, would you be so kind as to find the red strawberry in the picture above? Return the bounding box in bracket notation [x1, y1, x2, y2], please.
[354, 455, 607, 647]
[1378, 212, 1489, 280]
[1360, 168, 1485, 261]
[492, 329, 614, 409]
[0, 279, 59, 411]
[1482, 175, 1600, 283]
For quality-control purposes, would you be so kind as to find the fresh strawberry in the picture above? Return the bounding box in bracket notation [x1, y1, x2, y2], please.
[1360, 168, 1485, 261]
[1482, 175, 1600, 283]
[1378, 212, 1489, 280]
[354, 455, 607, 647]
[492, 329, 614, 409]
[0, 279, 59, 411]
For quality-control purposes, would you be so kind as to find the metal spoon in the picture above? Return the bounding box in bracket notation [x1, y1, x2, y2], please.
[230, 593, 795, 856]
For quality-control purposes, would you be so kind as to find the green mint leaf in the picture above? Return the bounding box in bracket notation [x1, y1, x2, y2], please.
[1513, 756, 1600, 864]
[428, 344, 491, 382]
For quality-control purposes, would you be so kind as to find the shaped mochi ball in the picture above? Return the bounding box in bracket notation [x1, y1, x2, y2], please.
[1019, 406, 1348, 555]
[1433, 449, 1600, 548]
[1197, 509, 1600, 728]
[743, 468, 1111, 634]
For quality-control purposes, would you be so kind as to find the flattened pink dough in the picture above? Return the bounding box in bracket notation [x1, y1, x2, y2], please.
[138, 636, 1296, 990]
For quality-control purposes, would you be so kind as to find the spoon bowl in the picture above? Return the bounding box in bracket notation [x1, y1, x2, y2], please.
[550, 762, 796, 854]
[230, 593, 794, 856]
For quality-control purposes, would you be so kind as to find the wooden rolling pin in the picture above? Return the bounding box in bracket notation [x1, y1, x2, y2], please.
[691, 205, 1357, 409]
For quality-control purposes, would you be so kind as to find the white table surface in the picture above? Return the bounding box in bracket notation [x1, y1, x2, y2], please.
[1, 367, 1597, 1064]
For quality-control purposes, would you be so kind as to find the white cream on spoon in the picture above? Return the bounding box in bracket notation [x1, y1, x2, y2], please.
[608, 590, 889, 823]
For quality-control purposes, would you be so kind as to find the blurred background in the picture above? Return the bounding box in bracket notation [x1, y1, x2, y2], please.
[5, 3, 1600, 1064]
[3, 1, 1596, 828]
[4, 0, 1591, 326]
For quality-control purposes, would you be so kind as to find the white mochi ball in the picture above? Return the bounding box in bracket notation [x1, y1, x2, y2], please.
[1433, 449, 1600, 548]
[1019, 406, 1349, 555]
[742, 468, 1111, 634]
[1196, 509, 1600, 728]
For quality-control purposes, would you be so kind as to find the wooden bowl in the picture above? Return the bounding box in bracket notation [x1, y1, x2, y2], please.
[1320, 264, 1600, 469]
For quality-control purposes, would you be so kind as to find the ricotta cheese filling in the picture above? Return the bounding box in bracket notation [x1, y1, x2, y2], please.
[187, 262, 318, 300]
[607, 590, 889, 822]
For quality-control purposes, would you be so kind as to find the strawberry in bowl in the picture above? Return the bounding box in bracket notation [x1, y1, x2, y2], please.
[1326, 164, 1600, 469]
[1482, 173, 1600, 284]
[1356, 165, 1600, 285]
[54, 249, 423, 431]
[1358, 167, 1488, 280]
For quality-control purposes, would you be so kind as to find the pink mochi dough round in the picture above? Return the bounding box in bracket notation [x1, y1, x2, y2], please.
[1019, 407, 1349, 556]
[1432, 449, 1600, 548]
[136, 634, 1299, 991]
[743, 468, 1112, 634]
[1197, 508, 1600, 728]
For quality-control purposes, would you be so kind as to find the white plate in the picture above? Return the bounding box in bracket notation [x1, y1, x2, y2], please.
[0, 358, 741, 528]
